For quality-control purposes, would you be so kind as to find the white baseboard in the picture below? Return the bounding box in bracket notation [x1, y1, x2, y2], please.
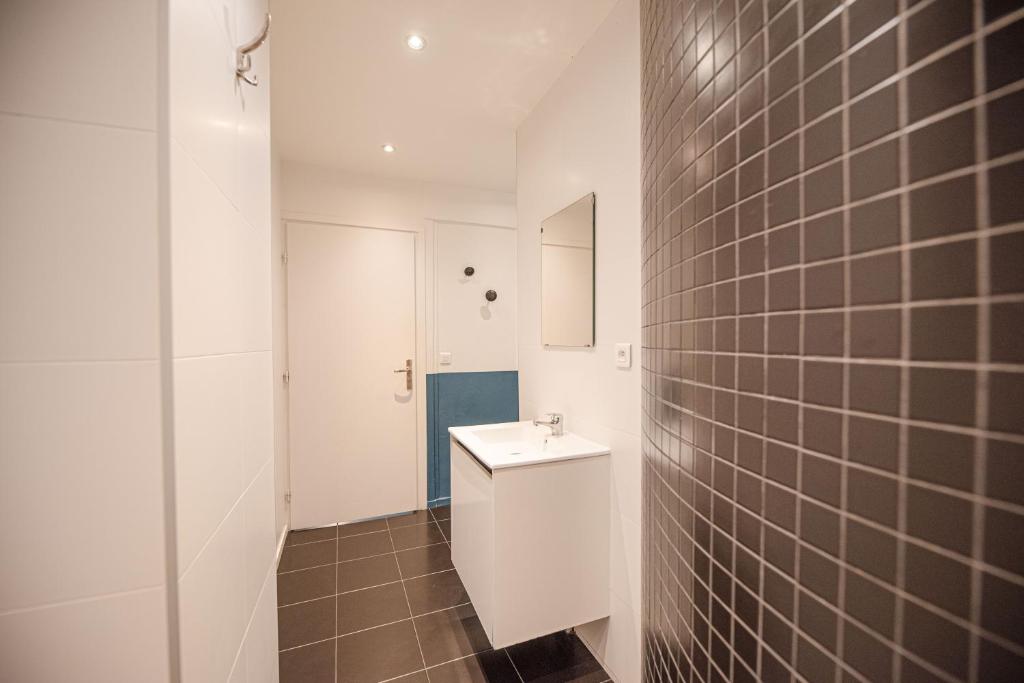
[274, 523, 290, 569]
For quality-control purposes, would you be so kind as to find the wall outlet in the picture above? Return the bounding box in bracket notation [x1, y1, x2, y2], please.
[439, 351, 453, 365]
[615, 343, 631, 368]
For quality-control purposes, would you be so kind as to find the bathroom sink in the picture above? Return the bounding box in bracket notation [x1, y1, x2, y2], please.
[448, 420, 609, 471]
[449, 420, 610, 647]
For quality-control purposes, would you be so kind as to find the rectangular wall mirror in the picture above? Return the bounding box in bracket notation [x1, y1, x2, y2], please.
[541, 193, 595, 347]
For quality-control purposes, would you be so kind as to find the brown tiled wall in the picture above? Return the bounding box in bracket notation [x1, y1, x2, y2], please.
[639, 0, 1024, 681]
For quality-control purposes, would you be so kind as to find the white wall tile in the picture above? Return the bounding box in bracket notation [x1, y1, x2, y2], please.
[235, 0, 271, 136]
[0, 114, 159, 363]
[236, 0, 272, 235]
[178, 501, 247, 683]
[173, 355, 245, 572]
[238, 120, 271, 233]
[577, 594, 641, 683]
[171, 142, 272, 358]
[169, 1, 277, 679]
[271, 151, 290, 541]
[0, 0, 157, 129]
[245, 567, 281, 683]
[169, 0, 241, 206]
[0, 587, 170, 683]
[241, 351, 275, 486]
[609, 514, 641, 613]
[242, 464, 276, 615]
[609, 430, 641, 526]
[229, 649, 249, 683]
[0, 362, 165, 611]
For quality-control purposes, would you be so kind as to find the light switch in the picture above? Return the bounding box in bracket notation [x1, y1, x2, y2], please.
[615, 343, 631, 368]
[439, 351, 452, 365]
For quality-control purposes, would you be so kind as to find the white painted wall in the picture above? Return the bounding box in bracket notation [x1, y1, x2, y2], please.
[434, 221, 517, 374]
[515, 0, 642, 680]
[0, 2, 171, 681]
[282, 161, 516, 231]
[169, 1, 279, 681]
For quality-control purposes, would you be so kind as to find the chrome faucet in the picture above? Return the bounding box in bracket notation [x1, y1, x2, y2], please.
[533, 413, 564, 436]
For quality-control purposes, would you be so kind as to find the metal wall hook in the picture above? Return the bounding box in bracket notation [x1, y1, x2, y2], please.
[236, 12, 271, 87]
[485, 290, 497, 302]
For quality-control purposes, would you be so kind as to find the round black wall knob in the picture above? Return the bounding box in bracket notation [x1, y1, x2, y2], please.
[464, 266, 475, 276]
[485, 290, 497, 302]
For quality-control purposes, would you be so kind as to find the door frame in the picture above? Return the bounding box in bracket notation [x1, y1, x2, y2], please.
[283, 214, 429, 518]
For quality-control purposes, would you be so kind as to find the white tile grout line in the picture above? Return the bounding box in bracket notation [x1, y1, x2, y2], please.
[389, 517, 432, 683]
[505, 649, 527, 683]
[649, 2, 1024, 209]
[278, 528, 447, 573]
[277, 560, 456, 608]
[644, 431, 1024, 656]
[968, 0, 992, 678]
[285, 515, 449, 548]
[277, 601, 474, 654]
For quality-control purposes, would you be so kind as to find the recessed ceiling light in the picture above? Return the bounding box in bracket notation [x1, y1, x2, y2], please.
[406, 34, 426, 51]
[382, 143, 396, 153]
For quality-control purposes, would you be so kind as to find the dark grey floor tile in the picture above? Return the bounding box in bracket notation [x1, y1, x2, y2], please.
[415, 603, 491, 667]
[338, 552, 401, 593]
[286, 525, 336, 546]
[278, 596, 336, 650]
[438, 518, 451, 542]
[388, 509, 434, 528]
[507, 631, 608, 683]
[279, 639, 335, 683]
[431, 505, 451, 521]
[338, 530, 393, 561]
[428, 650, 522, 683]
[279, 539, 336, 573]
[336, 620, 424, 683]
[397, 543, 454, 579]
[404, 569, 469, 616]
[337, 581, 411, 635]
[278, 563, 336, 606]
[391, 522, 446, 551]
[390, 672, 429, 683]
[338, 518, 388, 538]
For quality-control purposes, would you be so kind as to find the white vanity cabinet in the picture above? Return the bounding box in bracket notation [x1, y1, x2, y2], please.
[449, 423, 610, 649]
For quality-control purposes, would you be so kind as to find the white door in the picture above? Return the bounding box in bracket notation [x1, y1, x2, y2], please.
[287, 222, 418, 529]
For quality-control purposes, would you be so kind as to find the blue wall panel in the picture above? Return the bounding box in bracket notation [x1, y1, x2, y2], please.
[426, 371, 519, 506]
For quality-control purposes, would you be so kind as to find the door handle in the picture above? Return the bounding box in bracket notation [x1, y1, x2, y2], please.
[393, 359, 412, 390]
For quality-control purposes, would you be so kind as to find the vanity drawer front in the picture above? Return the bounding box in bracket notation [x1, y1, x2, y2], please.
[450, 437, 496, 642]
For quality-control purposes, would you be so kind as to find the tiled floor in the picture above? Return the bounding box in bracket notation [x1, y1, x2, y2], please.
[277, 505, 611, 683]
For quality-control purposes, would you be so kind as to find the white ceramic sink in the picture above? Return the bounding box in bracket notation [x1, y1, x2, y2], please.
[448, 420, 609, 471]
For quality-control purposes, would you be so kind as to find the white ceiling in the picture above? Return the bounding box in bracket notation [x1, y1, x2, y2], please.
[269, 0, 618, 192]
